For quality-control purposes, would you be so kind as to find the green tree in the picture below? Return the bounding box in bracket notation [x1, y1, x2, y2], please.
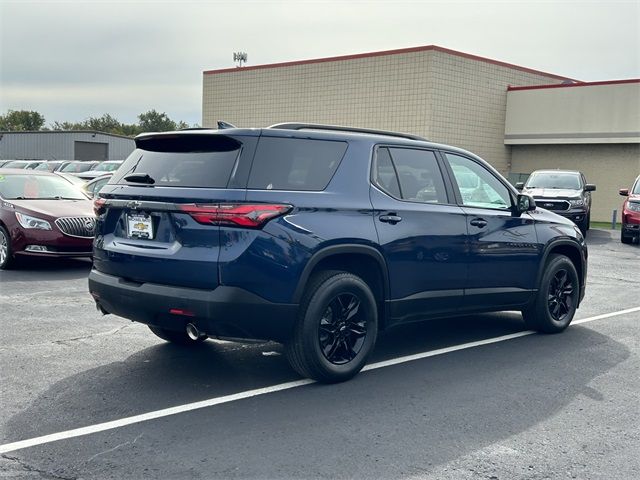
[51, 120, 83, 131]
[138, 109, 183, 133]
[49, 110, 190, 136]
[0, 110, 46, 131]
[79, 114, 121, 134]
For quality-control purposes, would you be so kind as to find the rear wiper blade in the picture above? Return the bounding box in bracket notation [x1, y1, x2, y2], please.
[124, 173, 155, 184]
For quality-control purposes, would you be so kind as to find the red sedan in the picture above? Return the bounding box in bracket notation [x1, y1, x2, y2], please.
[620, 174, 640, 244]
[0, 169, 95, 269]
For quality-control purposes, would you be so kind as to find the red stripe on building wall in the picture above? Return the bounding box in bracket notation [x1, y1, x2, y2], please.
[203, 45, 576, 81]
[507, 78, 640, 91]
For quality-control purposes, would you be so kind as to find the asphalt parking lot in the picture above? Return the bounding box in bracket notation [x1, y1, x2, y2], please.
[0, 229, 638, 479]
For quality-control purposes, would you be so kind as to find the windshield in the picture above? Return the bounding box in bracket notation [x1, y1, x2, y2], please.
[34, 163, 51, 171]
[92, 162, 121, 172]
[0, 173, 88, 200]
[60, 162, 94, 173]
[525, 172, 581, 190]
[3, 161, 29, 169]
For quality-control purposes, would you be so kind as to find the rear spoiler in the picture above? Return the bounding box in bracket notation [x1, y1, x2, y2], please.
[134, 133, 242, 153]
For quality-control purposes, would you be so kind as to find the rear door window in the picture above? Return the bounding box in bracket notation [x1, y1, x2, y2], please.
[248, 137, 347, 191]
[373, 147, 448, 203]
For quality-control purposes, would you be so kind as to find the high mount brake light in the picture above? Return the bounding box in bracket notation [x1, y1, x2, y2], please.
[93, 197, 106, 216]
[179, 204, 291, 228]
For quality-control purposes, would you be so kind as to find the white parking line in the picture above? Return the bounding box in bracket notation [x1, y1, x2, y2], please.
[1, 306, 638, 455]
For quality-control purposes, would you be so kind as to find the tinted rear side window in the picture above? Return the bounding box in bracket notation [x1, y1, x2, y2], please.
[110, 135, 242, 188]
[248, 137, 347, 191]
[373, 147, 448, 203]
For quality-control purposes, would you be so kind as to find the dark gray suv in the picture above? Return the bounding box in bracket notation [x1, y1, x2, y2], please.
[516, 170, 595, 234]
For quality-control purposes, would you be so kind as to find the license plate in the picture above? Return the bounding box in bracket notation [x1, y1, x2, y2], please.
[127, 213, 154, 239]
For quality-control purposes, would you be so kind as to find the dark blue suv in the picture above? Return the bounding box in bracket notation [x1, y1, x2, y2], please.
[88, 123, 587, 383]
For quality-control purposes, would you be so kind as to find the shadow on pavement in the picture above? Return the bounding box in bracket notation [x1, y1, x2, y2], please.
[5, 313, 627, 455]
[0, 257, 92, 283]
[585, 228, 615, 246]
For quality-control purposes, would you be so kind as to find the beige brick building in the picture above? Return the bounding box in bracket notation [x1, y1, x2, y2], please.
[202, 45, 639, 221]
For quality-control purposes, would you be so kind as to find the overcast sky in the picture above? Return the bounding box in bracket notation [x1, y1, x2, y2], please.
[1, 0, 638, 127]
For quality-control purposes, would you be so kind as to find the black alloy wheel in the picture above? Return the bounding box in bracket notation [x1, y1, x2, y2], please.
[522, 254, 579, 333]
[286, 270, 378, 383]
[318, 293, 367, 365]
[547, 269, 574, 322]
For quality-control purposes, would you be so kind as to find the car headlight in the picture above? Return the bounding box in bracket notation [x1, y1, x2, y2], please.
[626, 202, 640, 212]
[569, 198, 585, 207]
[15, 212, 52, 230]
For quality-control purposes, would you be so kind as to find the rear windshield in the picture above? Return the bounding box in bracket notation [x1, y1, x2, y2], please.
[248, 137, 347, 191]
[110, 135, 242, 188]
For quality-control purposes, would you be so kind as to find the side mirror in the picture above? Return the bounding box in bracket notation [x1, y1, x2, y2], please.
[515, 182, 525, 191]
[516, 194, 536, 214]
[619, 188, 629, 196]
[584, 184, 596, 192]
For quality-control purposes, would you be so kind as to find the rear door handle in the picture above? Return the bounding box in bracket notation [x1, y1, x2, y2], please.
[379, 214, 403, 224]
[469, 217, 488, 228]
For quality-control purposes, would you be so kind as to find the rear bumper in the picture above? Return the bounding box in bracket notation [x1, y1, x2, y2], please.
[88, 270, 297, 342]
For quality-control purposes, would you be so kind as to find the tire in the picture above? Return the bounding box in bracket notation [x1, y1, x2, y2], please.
[285, 270, 378, 383]
[578, 218, 588, 236]
[0, 225, 15, 270]
[148, 325, 207, 346]
[620, 229, 633, 244]
[522, 254, 579, 333]
[586, 212, 591, 231]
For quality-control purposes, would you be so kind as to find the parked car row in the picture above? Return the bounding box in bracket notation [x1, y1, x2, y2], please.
[0, 159, 123, 178]
[517, 169, 640, 245]
[0, 157, 122, 269]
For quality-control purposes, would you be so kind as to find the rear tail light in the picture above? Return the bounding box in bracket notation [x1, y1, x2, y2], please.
[179, 203, 291, 228]
[94, 197, 106, 216]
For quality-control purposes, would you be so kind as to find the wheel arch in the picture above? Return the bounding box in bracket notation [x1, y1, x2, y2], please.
[537, 240, 585, 303]
[293, 245, 390, 325]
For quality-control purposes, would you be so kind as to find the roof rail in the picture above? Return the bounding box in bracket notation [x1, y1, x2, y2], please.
[268, 123, 427, 142]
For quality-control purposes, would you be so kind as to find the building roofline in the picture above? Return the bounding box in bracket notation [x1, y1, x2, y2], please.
[203, 45, 577, 81]
[507, 78, 640, 91]
[0, 130, 134, 140]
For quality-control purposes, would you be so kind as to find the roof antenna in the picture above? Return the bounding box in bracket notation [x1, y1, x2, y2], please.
[233, 52, 247, 68]
[217, 121, 236, 130]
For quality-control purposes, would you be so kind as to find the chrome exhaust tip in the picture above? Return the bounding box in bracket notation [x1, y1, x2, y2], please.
[186, 323, 206, 341]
